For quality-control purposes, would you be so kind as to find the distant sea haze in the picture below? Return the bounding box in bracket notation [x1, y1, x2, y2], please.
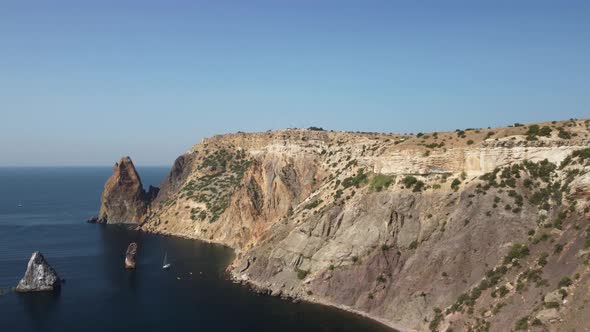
[0, 167, 394, 332]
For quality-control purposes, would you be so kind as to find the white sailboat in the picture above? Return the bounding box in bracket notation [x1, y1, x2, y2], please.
[162, 251, 171, 270]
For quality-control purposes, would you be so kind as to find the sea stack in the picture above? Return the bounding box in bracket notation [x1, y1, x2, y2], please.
[125, 243, 138, 269]
[97, 156, 159, 224]
[15, 252, 61, 292]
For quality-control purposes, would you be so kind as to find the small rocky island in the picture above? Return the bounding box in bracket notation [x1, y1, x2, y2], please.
[16, 251, 61, 292]
[124, 243, 138, 269]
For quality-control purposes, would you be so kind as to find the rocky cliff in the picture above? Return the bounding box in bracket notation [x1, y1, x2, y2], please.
[105, 119, 590, 331]
[97, 156, 158, 224]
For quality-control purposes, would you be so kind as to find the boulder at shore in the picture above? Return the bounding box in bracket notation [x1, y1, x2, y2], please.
[16, 252, 61, 292]
[125, 243, 138, 269]
[86, 216, 105, 224]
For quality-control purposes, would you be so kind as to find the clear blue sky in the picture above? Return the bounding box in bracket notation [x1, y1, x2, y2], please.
[1, 0, 589, 166]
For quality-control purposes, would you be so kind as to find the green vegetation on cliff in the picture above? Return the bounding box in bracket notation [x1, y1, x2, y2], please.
[181, 148, 252, 222]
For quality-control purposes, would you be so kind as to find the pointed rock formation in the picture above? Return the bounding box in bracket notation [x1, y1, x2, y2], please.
[97, 156, 159, 224]
[16, 252, 61, 292]
[124, 243, 138, 269]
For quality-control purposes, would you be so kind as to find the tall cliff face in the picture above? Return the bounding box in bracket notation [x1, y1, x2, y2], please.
[98, 156, 158, 224]
[143, 133, 331, 249]
[106, 119, 590, 331]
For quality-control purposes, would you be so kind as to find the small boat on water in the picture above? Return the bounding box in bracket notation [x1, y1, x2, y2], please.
[162, 251, 171, 270]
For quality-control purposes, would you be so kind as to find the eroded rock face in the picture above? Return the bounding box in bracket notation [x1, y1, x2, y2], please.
[536, 308, 560, 323]
[98, 157, 158, 224]
[16, 252, 61, 292]
[124, 243, 138, 269]
[142, 141, 330, 249]
[152, 154, 196, 205]
[99, 120, 590, 331]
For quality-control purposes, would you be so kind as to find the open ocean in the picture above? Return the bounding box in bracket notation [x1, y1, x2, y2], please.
[0, 167, 392, 332]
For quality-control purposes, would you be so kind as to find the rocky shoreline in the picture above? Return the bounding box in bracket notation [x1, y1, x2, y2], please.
[228, 270, 404, 332]
[100, 222, 405, 331]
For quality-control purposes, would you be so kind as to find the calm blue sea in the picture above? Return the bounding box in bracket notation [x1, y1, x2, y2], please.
[0, 167, 392, 332]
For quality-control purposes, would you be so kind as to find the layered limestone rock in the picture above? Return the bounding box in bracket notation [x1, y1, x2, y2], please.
[16, 252, 61, 292]
[100, 119, 590, 331]
[97, 156, 159, 224]
[143, 138, 330, 249]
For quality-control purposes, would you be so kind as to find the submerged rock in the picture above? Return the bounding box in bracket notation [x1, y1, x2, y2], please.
[15, 252, 61, 292]
[125, 243, 138, 269]
[97, 157, 158, 224]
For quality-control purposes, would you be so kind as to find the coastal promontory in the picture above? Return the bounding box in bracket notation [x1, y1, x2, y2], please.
[96, 119, 590, 331]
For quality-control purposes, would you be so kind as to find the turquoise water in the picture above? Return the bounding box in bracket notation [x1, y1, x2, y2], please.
[0, 167, 393, 332]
